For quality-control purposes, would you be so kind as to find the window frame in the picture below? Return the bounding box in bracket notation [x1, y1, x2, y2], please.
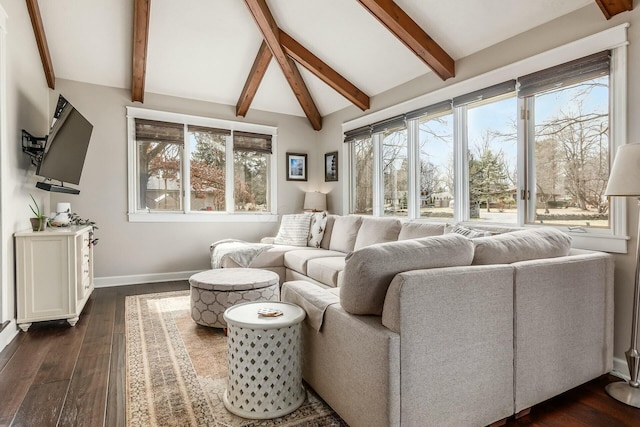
[126, 107, 278, 223]
[343, 24, 629, 253]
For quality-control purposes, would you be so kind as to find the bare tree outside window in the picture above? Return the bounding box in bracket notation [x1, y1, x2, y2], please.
[418, 114, 454, 218]
[382, 127, 408, 217]
[353, 138, 373, 214]
[530, 76, 609, 227]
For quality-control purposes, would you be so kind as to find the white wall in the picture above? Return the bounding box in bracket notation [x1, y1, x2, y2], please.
[0, 0, 51, 348]
[319, 4, 640, 371]
[49, 80, 319, 283]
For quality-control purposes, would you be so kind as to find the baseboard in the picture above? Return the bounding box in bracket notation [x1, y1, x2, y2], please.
[0, 319, 18, 354]
[611, 356, 630, 381]
[94, 270, 200, 288]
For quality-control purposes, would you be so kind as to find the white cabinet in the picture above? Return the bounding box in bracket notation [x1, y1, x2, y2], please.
[15, 225, 94, 331]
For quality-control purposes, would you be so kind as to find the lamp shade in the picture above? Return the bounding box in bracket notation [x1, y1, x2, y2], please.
[303, 191, 327, 212]
[605, 143, 640, 196]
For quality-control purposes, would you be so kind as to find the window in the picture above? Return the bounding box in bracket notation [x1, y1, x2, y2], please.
[189, 125, 228, 212]
[520, 52, 610, 228]
[417, 112, 454, 219]
[344, 24, 627, 252]
[136, 119, 184, 211]
[127, 108, 277, 222]
[466, 95, 518, 223]
[382, 126, 408, 217]
[346, 127, 374, 215]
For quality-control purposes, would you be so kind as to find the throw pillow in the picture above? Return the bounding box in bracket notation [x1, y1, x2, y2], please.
[308, 211, 328, 248]
[472, 227, 572, 265]
[340, 234, 475, 315]
[274, 213, 312, 247]
[446, 223, 492, 238]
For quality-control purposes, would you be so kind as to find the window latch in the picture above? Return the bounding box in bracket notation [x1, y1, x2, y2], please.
[520, 189, 530, 200]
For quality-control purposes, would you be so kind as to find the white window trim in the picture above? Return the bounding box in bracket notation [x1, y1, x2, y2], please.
[126, 107, 279, 223]
[342, 24, 630, 253]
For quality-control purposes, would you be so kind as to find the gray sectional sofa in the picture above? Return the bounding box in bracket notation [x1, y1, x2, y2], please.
[217, 215, 614, 427]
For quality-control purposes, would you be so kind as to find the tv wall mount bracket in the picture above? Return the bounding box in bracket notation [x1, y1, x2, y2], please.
[21, 129, 47, 167]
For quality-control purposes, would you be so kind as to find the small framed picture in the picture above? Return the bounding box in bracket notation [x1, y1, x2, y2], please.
[325, 151, 338, 182]
[286, 152, 307, 181]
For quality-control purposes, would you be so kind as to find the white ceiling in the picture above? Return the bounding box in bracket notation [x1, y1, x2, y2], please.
[38, 0, 594, 119]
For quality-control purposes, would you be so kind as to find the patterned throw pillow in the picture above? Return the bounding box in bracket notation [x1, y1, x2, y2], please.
[308, 211, 328, 248]
[446, 223, 492, 238]
[274, 214, 312, 246]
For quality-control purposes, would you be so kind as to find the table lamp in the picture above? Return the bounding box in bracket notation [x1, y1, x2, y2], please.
[604, 142, 640, 408]
[303, 191, 327, 212]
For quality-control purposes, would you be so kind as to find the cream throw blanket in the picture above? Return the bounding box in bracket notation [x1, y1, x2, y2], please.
[209, 239, 272, 269]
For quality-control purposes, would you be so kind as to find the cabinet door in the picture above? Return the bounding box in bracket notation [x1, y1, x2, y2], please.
[18, 237, 71, 319]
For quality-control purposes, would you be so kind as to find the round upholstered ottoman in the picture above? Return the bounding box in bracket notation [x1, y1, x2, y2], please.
[189, 268, 280, 328]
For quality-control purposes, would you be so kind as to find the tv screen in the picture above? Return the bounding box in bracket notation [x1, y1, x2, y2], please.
[36, 95, 93, 186]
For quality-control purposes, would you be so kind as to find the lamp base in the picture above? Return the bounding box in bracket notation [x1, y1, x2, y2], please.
[605, 381, 640, 408]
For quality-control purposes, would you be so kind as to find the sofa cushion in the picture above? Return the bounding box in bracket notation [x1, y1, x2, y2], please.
[284, 249, 345, 275]
[472, 228, 572, 265]
[353, 217, 402, 250]
[274, 213, 312, 246]
[308, 211, 328, 248]
[222, 244, 313, 268]
[340, 234, 475, 315]
[307, 256, 346, 288]
[329, 215, 363, 253]
[398, 221, 446, 240]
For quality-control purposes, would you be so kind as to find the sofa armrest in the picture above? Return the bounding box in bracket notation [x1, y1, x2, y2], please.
[512, 251, 614, 412]
[260, 236, 276, 244]
[382, 265, 515, 426]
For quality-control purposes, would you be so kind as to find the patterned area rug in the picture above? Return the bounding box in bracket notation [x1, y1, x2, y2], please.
[126, 290, 346, 427]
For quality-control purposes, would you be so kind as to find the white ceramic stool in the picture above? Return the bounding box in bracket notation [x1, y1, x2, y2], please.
[189, 268, 279, 328]
[223, 301, 306, 419]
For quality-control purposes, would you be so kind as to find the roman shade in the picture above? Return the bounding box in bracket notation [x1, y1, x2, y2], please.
[135, 118, 184, 144]
[233, 131, 272, 154]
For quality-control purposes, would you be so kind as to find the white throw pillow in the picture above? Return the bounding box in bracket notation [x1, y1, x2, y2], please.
[274, 214, 312, 247]
[308, 211, 328, 248]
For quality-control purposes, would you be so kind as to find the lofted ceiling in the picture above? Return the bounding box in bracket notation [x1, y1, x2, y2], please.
[32, 0, 621, 128]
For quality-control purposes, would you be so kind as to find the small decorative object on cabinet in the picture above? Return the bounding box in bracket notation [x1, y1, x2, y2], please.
[28, 194, 47, 231]
[15, 225, 94, 331]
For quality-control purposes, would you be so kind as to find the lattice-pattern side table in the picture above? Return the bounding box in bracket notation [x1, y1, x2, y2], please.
[223, 301, 306, 419]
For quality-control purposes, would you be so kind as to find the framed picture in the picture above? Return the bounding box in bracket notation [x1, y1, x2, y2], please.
[286, 152, 307, 181]
[325, 151, 338, 182]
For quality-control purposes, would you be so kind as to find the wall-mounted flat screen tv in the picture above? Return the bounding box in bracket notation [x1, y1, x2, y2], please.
[36, 95, 93, 194]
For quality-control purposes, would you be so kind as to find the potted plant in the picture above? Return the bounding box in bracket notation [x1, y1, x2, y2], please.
[29, 194, 47, 231]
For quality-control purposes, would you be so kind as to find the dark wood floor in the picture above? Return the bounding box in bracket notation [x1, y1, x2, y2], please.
[0, 281, 638, 427]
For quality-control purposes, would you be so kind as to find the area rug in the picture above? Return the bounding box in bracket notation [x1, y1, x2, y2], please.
[126, 290, 346, 427]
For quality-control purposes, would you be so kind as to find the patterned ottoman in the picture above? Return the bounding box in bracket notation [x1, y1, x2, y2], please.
[189, 268, 280, 328]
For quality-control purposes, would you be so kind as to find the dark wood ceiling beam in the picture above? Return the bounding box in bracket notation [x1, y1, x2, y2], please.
[356, 0, 454, 80]
[280, 30, 370, 111]
[26, 0, 55, 89]
[132, 0, 151, 103]
[236, 41, 273, 117]
[244, 0, 322, 130]
[594, 0, 633, 19]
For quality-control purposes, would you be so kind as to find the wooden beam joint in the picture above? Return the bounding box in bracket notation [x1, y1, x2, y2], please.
[594, 0, 633, 19]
